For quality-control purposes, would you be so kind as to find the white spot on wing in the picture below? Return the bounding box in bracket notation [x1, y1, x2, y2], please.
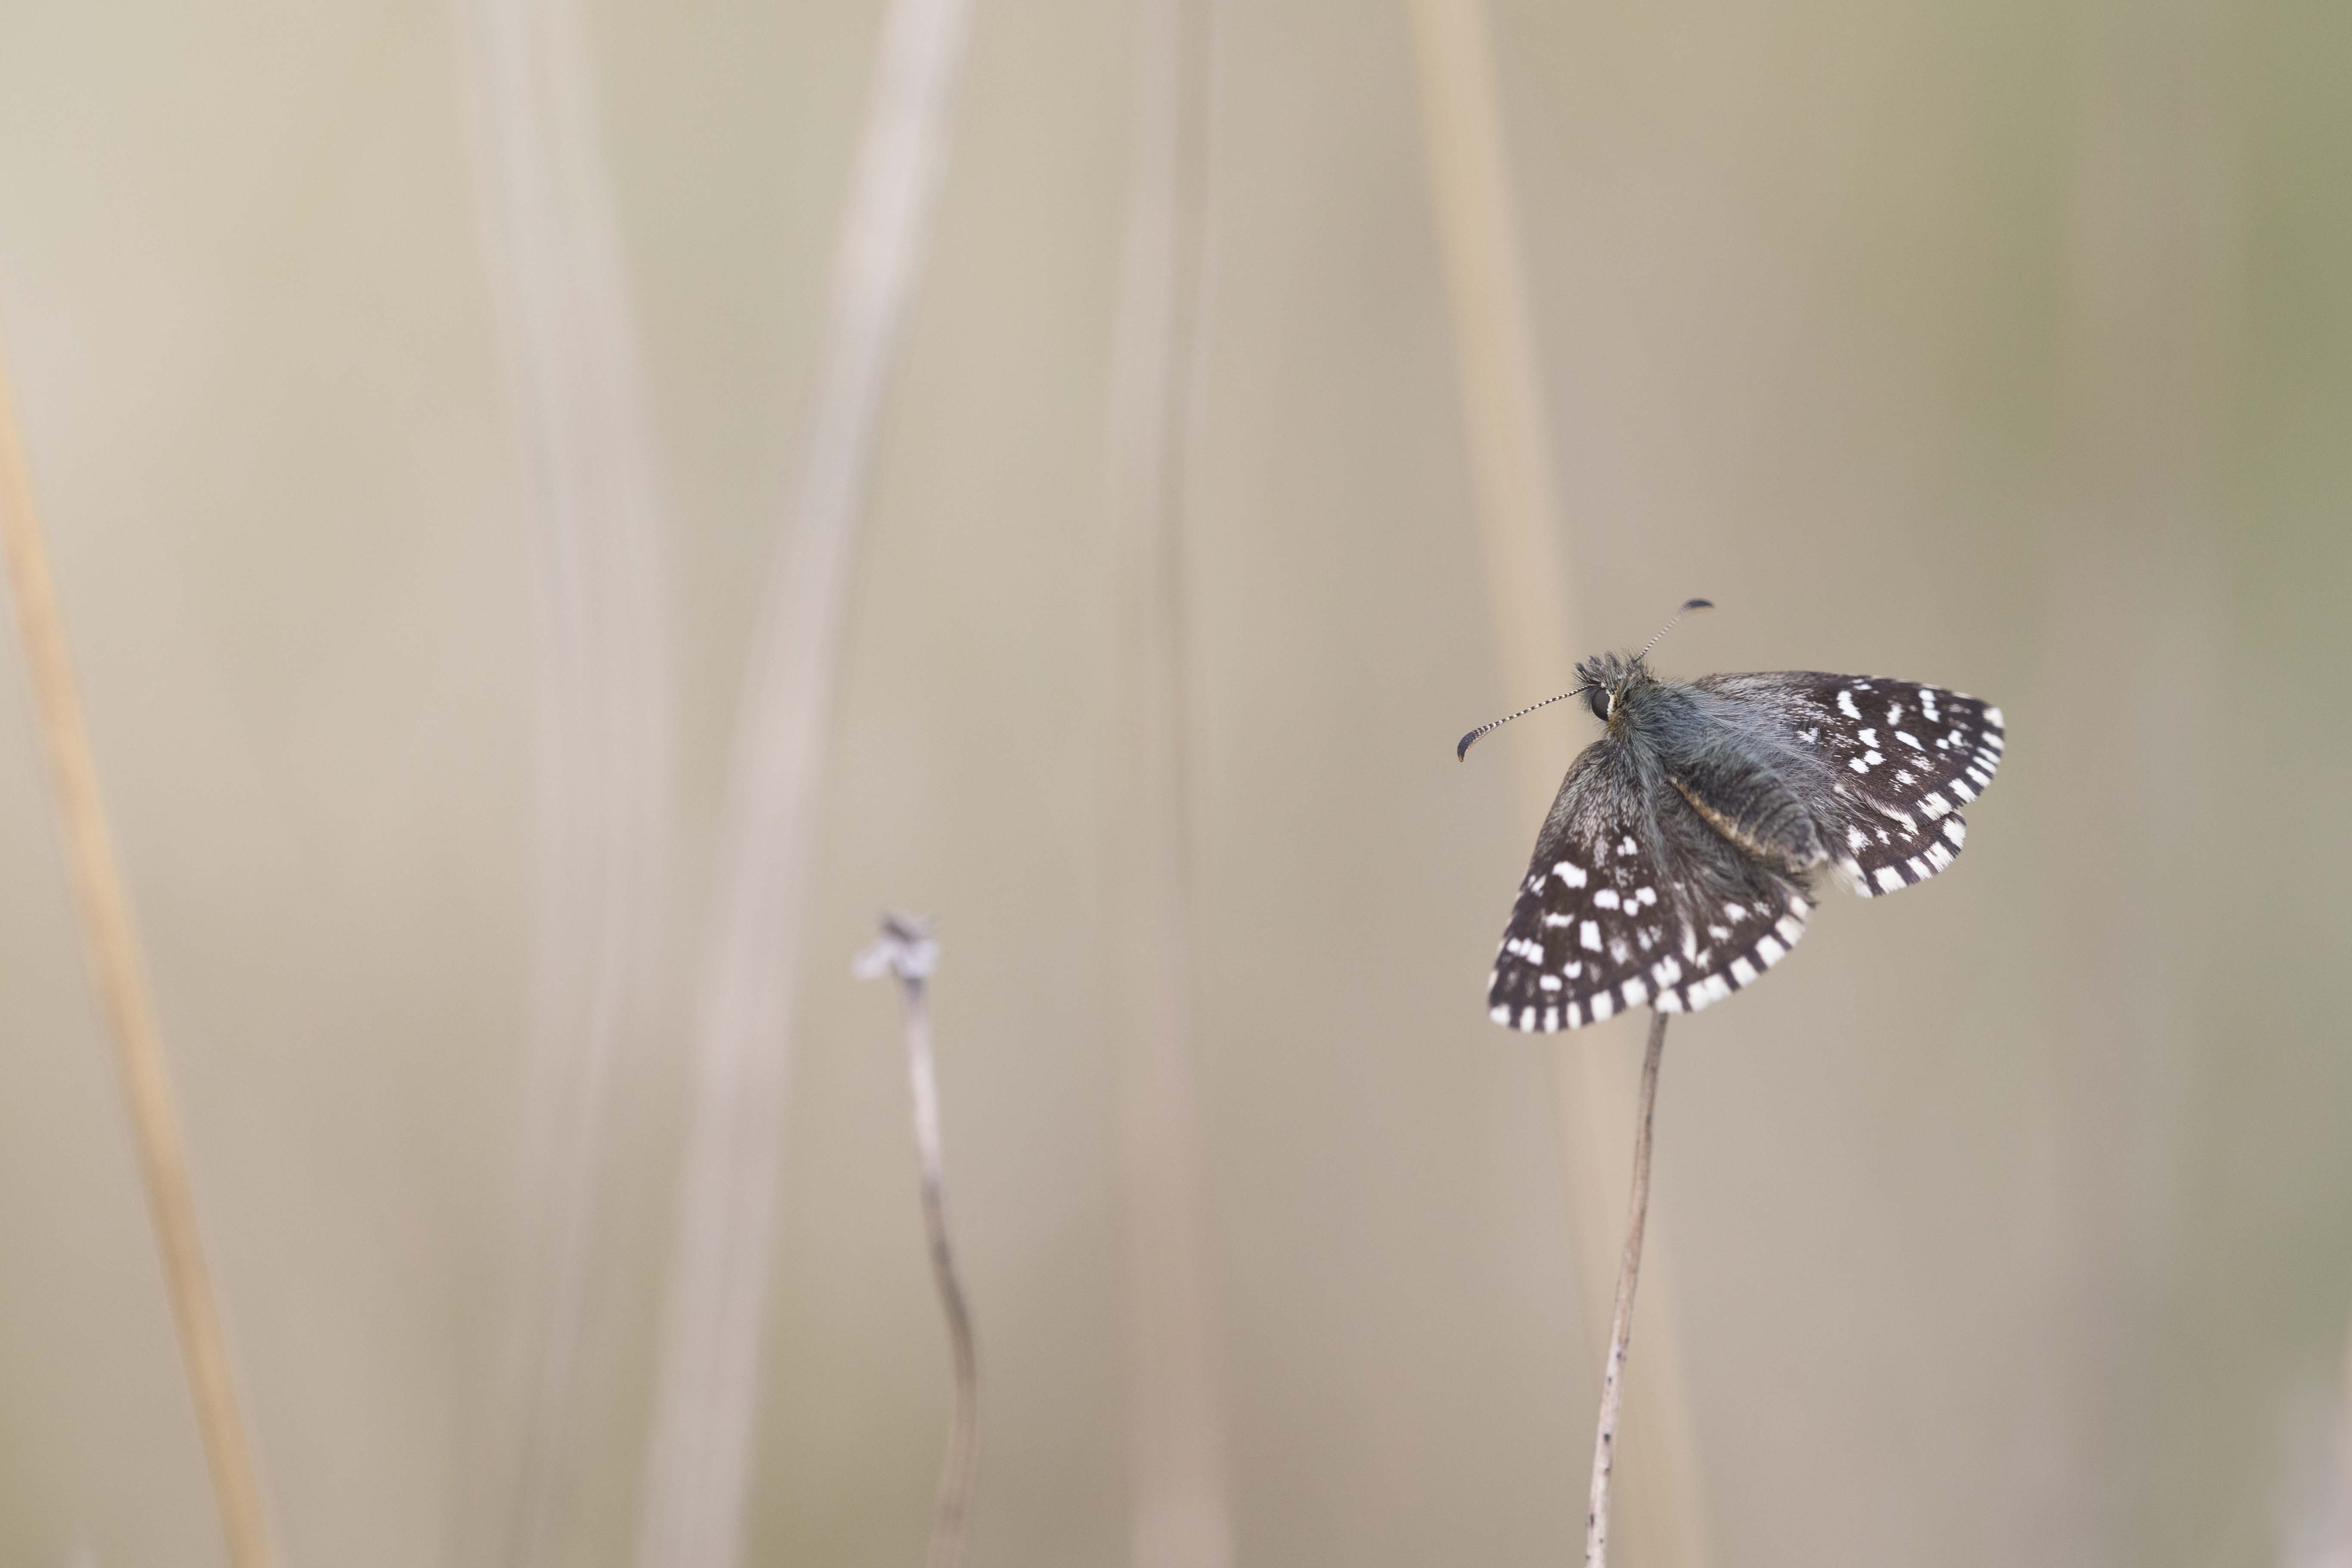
[1756, 934, 1786, 964]
[1553, 861, 1587, 888]
[1837, 689, 1862, 719]
[1580, 921, 1602, 952]
[1729, 957, 1757, 985]
[1491, 1005, 1512, 1024]
[1621, 977, 1649, 1008]
[1593, 889, 1620, 910]
[1875, 866, 1904, 892]
[1591, 992, 1614, 1022]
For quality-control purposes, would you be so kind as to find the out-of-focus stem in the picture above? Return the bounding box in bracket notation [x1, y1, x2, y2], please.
[1405, 4, 1710, 1563]
[858, 916, 978, 1568]
[1103, 0, 1234, 1563]
[634, 3, 976, 1566]
[1585, 1013, 1667, 1568]
[2342, 1314, 2352, 1556]
[0, 349, 278, 1568]
[454, 0, 679, 1562]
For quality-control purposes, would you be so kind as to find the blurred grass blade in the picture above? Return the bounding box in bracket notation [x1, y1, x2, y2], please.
[633, 2, 977, 1566]
[1404, 4, 1711, 1562]
[1103, 0, 1234, 1562]
[0, 345, 278, 1568]
[454, 0, 680, 1562]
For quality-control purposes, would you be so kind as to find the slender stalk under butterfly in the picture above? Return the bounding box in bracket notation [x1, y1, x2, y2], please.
[1459, 599, 2006, 1565]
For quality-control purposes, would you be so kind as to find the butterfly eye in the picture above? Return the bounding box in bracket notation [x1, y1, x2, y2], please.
[1585, 686, 1611, 721]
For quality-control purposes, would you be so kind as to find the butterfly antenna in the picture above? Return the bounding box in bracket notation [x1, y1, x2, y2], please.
[1456, 687, 1595, 761]
[1634, 597, 1714, 663]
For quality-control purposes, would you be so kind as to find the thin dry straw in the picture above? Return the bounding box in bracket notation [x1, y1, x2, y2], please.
[2343, 1318, 2352, 1548]
[454, 0, 679, 1562]
[1103, 0, 1235, 1560]
[854, 916, 977, 1568]
[1585, 1012, 1666, 1568]
[1404, 4, 1710, 1562]
[0, 351, 278, 1567]
[634, 3, 976, 1565]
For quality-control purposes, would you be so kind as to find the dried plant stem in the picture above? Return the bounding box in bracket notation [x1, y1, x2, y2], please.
[907, 981, 978, 1568]
[1585, 1012, 1668, 1568]
[1408, 5, 1707, 1562]
[635, 3, 974, 1565]
[0, 356, 277, 1567]
[858, 917, 977, 1568]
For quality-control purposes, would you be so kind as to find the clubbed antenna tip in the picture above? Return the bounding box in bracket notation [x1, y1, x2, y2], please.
[1455, 685, 1596, 760]
[1634, 598, 1714, 663]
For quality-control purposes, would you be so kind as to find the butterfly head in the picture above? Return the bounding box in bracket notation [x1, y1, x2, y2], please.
[1452, 600, 1708, 760]
[1573, 650, 1654, 728]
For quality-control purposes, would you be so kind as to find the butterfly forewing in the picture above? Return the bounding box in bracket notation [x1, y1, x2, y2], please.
[1487, 745, 1815, 1031]
[1696, 672, 2005, 897]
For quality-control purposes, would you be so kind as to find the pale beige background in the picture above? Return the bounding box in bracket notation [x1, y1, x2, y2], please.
[3, 1, 2350, 1566]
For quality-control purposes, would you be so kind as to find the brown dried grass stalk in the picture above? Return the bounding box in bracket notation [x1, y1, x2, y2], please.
[1406, 3, 1709, 1560]
[0, 350, 277, 1567]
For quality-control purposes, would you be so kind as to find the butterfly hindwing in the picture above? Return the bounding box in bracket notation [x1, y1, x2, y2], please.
[1694, 672, 2004, 898]
[1487, 741, 1815, 1030]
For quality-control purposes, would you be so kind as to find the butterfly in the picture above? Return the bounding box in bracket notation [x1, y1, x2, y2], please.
[1460, 602, 2004, 1030]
